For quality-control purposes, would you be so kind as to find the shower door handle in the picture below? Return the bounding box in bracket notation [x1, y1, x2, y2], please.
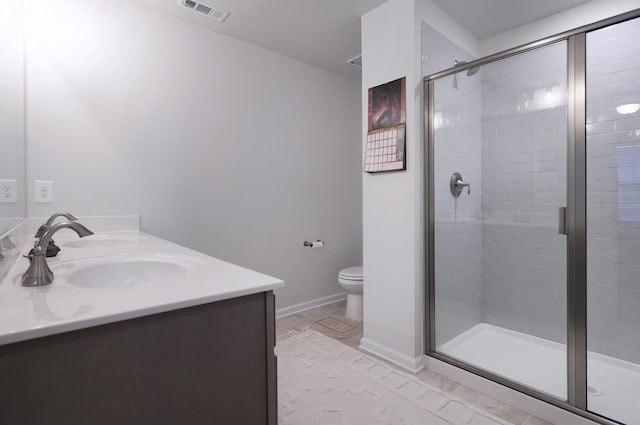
[559, 207, 567, 235]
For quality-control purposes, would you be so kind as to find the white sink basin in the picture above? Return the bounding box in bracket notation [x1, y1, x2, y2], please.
[62, 255, 204, 289]
[60, 234, 146, 249]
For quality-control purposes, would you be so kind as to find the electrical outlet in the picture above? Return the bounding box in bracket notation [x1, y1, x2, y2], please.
[0, 179, 17, 203]
[34, 180, 54, 203]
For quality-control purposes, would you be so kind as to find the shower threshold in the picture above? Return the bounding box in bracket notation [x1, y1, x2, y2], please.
[438, 323, 640, 425]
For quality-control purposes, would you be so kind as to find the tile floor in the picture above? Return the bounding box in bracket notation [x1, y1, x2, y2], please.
[275, 300, 554, 425]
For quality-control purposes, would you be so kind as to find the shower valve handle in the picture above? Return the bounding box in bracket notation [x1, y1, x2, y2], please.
[456, 179, 471, 195]
[450, 172, 470, 197]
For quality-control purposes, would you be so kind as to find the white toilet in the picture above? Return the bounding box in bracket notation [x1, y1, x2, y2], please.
[338, 266, 363, 321]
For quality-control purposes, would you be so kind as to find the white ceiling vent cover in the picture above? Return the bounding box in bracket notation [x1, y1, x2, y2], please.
[177, 0, 229, 23]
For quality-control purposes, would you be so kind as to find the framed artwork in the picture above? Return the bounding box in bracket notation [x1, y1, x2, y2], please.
[365, 77, 406, 173]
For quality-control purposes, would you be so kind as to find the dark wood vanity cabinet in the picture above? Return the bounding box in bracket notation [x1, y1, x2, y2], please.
[0, 291, 277, 425]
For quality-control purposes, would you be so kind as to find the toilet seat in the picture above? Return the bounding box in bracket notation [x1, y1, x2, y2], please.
[338, 266, 363, 281]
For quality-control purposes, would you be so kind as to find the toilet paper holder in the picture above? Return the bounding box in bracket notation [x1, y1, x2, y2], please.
[303, 240, 325, 248]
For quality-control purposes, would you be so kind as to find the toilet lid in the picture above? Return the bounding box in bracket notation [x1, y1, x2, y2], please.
[339, 266, 363, 280]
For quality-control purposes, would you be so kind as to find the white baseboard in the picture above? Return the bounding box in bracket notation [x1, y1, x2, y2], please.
[276, 292, 347, 319]
[359, 337, 424, 373]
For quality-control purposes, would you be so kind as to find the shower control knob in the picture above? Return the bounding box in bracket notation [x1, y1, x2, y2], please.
[450, 172, 471, 197]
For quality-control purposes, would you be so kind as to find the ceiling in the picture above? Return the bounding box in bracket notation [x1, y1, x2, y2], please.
[140, 0, 388, 80]
[431, 0, 592, 39]
[142, 0, 594, 80]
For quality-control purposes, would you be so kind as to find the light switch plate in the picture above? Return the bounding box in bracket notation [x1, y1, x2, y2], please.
[34, 180, 54, 203]
[0, 179, 17, 203]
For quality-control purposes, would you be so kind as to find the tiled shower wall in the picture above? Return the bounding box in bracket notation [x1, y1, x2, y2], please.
[425, 21, 484, 347]
[586, 19, 640, 364]
[433, 67, 483, 346]
[479, 42, 568, 344]
[433, 19, 640, 365]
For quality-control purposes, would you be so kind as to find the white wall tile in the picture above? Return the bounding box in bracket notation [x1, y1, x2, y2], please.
[587, 18, 640, 363]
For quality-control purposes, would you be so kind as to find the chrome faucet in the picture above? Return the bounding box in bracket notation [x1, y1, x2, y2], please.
[34, 212, 78, 257]
[22, 221, 93, 287]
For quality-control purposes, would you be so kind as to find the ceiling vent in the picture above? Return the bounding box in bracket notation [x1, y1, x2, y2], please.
[177, 0, 230, 23]
[346, 54, 362, 69]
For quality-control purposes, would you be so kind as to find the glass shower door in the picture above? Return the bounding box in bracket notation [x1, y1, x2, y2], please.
[586, 16, 640, 425]
[431, 41, 569, 399]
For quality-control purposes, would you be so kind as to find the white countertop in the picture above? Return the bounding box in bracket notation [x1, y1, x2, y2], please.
[0, 229, 284, 346]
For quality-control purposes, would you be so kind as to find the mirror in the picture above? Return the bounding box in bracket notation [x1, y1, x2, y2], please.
[0, 0, 26, 234]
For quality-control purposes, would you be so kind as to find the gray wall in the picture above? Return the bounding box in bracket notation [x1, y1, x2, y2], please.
[24, 0, 362, 309]
[0, 1, 25, 231]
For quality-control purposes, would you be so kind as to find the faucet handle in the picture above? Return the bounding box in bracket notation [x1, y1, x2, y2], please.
[44, 241, 61, 257]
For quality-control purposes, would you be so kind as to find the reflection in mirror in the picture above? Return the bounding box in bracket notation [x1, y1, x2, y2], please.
[0, 0, 26, 234]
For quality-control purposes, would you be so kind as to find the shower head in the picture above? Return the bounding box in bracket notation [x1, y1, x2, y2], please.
[453, 59, 480, 77]
[452, 60, 479, 89]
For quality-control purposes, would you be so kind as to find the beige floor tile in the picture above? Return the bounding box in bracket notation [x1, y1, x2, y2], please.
[275, 301, 555, 425]
[416, 368, 461, 393]
[277, 301, 363, 343]
[275, 314, 310, 335]
[341, 333, 364, 348]
[522, 415, 556, 425]
[451, 385, 529, 425]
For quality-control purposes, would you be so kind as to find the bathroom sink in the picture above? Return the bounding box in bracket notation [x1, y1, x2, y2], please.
[60, 233, 146, 249]
[62, 255, 203, 289]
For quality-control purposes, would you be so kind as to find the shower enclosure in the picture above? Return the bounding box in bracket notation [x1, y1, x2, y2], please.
[425, 11, 640, 425]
